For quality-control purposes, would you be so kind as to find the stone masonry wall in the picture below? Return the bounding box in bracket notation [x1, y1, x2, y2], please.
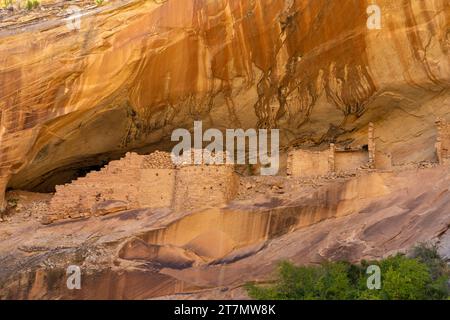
[48, 152, 144, 221]
[287, 123, 380, 177]
[287, 148, 333, 178]
[436, 118, 450, 165]
[48, 152, 176, 222]
[173, 165, 239, 212]
[334, 150, 369, 173]
[139, 169, 175, 208]
[47, 150, 238, 223]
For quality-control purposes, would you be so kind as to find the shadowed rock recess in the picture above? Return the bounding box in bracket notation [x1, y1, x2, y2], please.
[0, 0, 449, 299]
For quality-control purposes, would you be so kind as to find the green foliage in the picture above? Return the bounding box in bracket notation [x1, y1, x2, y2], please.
[25, 0, 39, 10]
[95, 0, 104, 6]
[411, 242, 448, 279]
[372, 255, 432, 299]
[247, 245, 450, 300]
[247, 261, 359, 300]
[410, 242, 450, 299]
[1, 0, 13, 9]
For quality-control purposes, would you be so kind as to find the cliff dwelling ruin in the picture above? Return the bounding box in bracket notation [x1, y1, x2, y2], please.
[287, 123, 393, 178]
[436, 118, 450, 165]
[46, 150, 239, 223]
[1, 0, 449, 301]
[44, 119, 450, 224]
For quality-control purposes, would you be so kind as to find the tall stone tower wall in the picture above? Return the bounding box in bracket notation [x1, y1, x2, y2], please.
[173, 165, 239, 212]
[436, 118, 450, 165]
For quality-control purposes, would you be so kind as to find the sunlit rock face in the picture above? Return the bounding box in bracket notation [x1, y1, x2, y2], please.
[1, 167, 449, 299]
[0, 0, 449, 207]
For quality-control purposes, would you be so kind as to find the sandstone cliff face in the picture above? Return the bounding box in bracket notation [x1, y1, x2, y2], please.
[0, 0, 449, 208]
[1, 166, 449, 299]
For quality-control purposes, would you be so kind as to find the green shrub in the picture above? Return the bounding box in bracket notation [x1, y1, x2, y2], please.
[1, 0, 13, 9]
[410, 242, 450, 299]
[95, 0, 103, 5]
[25, 0, 39, 10]
[370, 255, 432, 300]
[411, 242, 448, 279]
[247, 261, 359, 300]
[247, 246, 449, 300]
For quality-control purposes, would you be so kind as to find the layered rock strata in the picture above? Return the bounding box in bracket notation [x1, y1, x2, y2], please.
[1, 0, 449, 209]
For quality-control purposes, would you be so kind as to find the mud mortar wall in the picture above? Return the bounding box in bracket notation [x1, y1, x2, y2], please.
[287, 149, 332, 177]
[139, 169, 175, 208]
[436, 120, 450, 165]
[173, 165, 239, 212]
[49, 153, 144, 220]
[48, 152, 239, 222]
[334, 151, 368, 173]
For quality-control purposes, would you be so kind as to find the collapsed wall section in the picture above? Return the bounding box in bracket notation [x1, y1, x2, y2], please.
[47, 150, 239, 223]
[47, 152, 176, 222]
[47, 152, 144, 221]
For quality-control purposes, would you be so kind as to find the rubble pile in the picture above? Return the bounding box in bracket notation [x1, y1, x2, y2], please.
[142, 151, 175, 169]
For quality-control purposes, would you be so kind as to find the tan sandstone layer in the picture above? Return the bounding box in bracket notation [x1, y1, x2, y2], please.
[0, 165, 449, 299]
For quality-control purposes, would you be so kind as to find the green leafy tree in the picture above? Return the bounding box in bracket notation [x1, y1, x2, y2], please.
[247, 261, 358, 300]
[247, 246, 449, 300]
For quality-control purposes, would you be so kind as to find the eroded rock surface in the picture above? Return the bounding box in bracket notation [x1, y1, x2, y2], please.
[1, 0, 449, 209]
[1, 0, 450, 300]
[0, 166, 449, 299]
